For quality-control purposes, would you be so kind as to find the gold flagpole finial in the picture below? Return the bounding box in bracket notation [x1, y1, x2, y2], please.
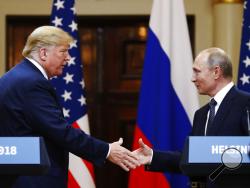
[213, 0, 244, 4]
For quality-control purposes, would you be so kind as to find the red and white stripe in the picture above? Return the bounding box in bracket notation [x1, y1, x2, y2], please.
[68, 115, 95, 188]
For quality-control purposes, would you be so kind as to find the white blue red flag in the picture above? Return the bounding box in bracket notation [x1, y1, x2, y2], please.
[50, 0, 95, 187]
[238, 0, 250, 90]
[128, 0, 199, 187]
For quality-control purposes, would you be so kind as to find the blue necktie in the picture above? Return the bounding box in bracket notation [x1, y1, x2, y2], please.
[206, 98, 217, 135]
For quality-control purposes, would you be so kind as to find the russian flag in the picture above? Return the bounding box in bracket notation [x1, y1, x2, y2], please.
[128, 0, 199, 187]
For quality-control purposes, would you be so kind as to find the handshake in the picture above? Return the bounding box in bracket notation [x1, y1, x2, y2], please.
[108, 138, 153, 171]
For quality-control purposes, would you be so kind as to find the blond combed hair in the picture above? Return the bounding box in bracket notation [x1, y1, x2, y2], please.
[22, 25, 74, 57]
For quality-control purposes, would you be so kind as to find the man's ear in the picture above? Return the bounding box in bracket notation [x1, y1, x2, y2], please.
[39, 48, 47, 61]
[214, 66, 221, 80]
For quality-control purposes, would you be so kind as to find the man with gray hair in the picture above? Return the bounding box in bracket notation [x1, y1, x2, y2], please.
[0, 26, 139, 187]
[133, 48, 250, 188]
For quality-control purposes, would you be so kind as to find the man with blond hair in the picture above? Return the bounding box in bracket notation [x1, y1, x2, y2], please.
[0, 26, 138, 188]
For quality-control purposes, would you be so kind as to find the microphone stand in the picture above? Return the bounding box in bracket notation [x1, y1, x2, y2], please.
[247, 108, 250, 136]
[247, 108, 250, 158]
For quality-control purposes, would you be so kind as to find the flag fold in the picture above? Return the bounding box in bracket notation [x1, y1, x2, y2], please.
[128, 0, 199, 187]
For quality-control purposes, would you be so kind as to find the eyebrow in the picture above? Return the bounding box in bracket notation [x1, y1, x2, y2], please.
[192, 67, 201, 72]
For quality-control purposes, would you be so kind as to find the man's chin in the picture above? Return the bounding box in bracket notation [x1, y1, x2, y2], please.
[199, 92, 207, 95]
[56, 70, 63, 76]
[197, 90, 205, 95]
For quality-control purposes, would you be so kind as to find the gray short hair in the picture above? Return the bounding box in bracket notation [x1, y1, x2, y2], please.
[202, 48, 232, 78]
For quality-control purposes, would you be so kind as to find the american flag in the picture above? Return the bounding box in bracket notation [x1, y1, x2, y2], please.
[50, 0, 95, 187]
[238, 0, 250, 90]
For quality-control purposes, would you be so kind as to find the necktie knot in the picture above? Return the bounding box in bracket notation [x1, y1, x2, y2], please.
[209, 98, 217, 108]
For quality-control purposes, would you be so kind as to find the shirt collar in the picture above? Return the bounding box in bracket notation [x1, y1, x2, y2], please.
[26, 57, 48, 80]
[213, 81, 234, 107]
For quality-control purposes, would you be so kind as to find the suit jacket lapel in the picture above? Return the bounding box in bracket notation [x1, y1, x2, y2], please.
[209, 86, 237, 135]
[192, 105, 209, 136]
[200, 105, 209, 135]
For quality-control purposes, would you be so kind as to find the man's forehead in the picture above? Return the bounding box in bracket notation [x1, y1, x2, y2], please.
[192, 62, 208, 72]
[55, 44, 70, 49]
[194, 53, 209, 67]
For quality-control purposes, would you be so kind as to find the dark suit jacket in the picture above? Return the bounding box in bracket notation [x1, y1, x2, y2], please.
[146, 86, 250, 187]
[0, 59, 109, 188]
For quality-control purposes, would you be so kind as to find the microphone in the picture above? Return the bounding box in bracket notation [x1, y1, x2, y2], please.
[247, 107, 250, 136]
[246, 107, 250, 158]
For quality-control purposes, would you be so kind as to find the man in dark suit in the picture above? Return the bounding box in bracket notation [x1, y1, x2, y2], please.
[0, 26, 139, 188]
[133, 48, 250, 188]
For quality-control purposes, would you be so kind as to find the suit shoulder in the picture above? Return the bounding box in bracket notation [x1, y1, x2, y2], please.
[0, 60, 50, 95]
[233, 88, 250, 105]
[195, 103, 208, 114]
[1, 60, 46, 85]
[236, 88, 250, 98]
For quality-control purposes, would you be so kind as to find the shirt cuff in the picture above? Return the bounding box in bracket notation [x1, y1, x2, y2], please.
[106, 144, 111, 158]
[149, 149, 153, 164]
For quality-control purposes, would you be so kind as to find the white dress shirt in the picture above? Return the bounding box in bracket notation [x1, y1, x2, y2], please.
[204, 82, 234, 135]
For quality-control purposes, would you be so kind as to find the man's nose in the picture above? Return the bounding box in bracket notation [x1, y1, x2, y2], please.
[66, 52, 71, 61]
[191, 74, 196, 82]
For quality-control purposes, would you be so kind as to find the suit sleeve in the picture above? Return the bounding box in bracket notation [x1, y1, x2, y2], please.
[145, 150, 182, 173]
[22, 79, 109, 166]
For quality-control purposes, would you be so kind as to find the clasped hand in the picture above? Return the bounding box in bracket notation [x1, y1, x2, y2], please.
[108, 138, 153, 171]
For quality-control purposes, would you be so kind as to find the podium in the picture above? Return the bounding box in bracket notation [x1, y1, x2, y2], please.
[0, 137, 50, 175]
[180, 136, 250, 188]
